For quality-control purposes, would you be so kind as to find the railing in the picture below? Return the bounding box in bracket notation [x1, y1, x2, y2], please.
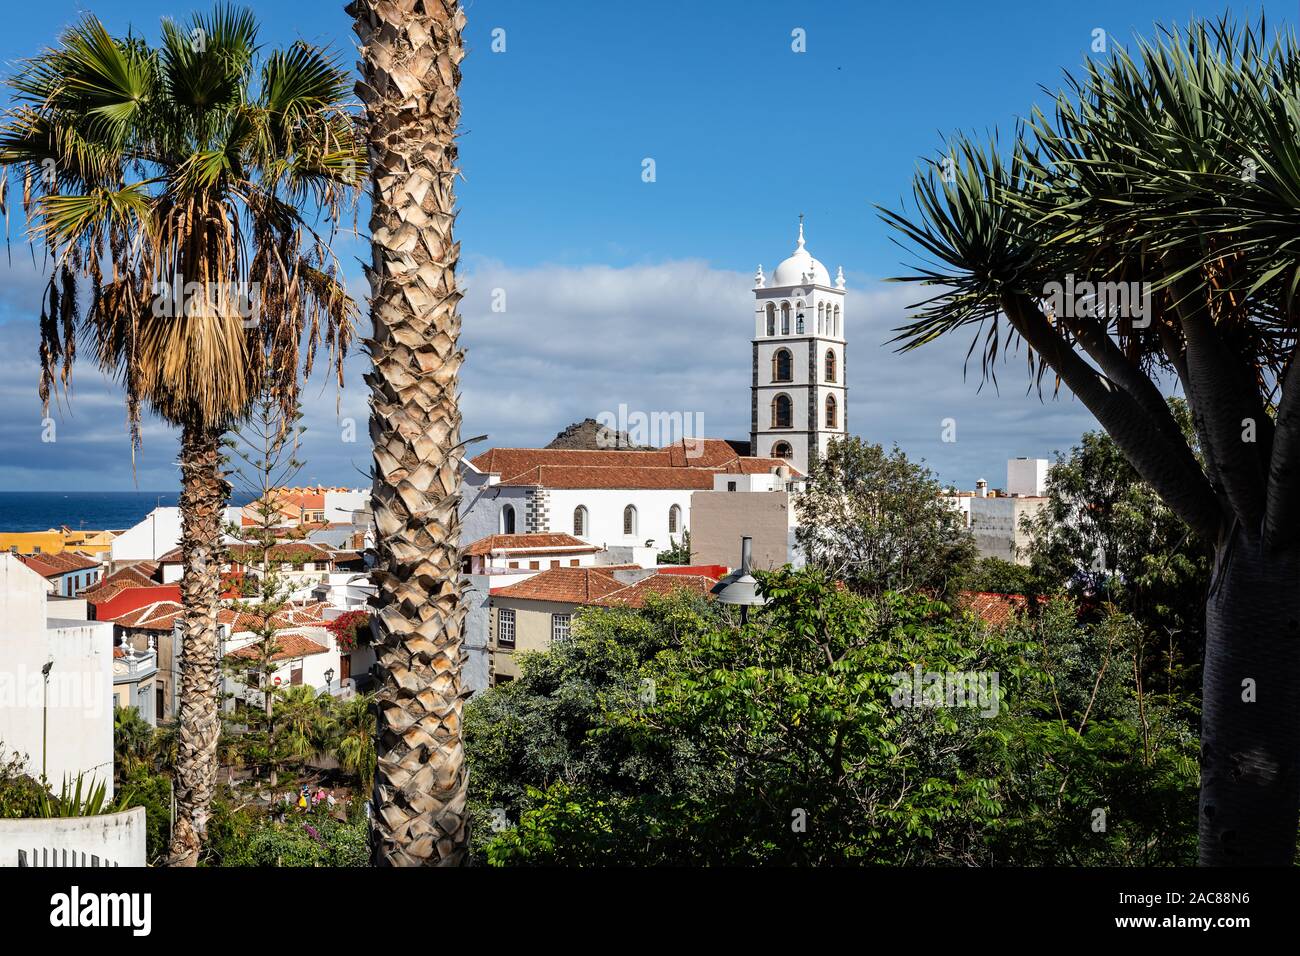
[113, 648, 158, 682]
[19, 848, 119, 867]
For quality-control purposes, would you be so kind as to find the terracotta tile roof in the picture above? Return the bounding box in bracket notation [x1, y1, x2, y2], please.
[79, 562, 160, 602]
[490, 566, 629, 604]
[18, 551, 99, 578]
[226, 542, 334, 564]
[223, 601, 330, 633]
[115, 601, 185, 631]
[591, 573, 717, 608]
[226, 632, 329, 661]
[499, 465, 726, 490]
[958, 591, 1033, 629]
[92, 584, 183, 622]
[470, 439, 802, 490]
[464, 533, 602, 557]
[114, 599, 329, 633]
[157, 542, 333, 564]
[657, 564, 727, 581]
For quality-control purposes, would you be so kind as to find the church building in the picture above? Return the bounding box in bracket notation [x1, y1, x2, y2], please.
[750, 218, 848, 476]
[459, 219, 847, 552]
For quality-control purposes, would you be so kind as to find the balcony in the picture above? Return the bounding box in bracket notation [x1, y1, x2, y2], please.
[113, 645, 157, 684]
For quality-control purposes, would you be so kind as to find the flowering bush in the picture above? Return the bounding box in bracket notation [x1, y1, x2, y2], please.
[327, 611, 372, 652]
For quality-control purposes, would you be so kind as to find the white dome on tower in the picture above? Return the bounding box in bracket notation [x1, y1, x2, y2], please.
[771, 218, 831, 287]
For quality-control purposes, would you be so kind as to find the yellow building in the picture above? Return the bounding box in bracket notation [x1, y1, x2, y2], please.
[0, 527, 117, 556]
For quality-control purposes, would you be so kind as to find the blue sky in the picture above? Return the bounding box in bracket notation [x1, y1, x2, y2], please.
[0, 0, 1290, 495]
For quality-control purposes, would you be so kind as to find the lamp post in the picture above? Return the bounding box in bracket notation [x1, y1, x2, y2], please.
[40, 660, 53, 781]
[324, 667, 335, 696]
[710, 536, 767, 624]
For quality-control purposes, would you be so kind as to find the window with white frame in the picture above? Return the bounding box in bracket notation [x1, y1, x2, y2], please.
[551, 613, 571, 643]
[497, 608, 516, 648]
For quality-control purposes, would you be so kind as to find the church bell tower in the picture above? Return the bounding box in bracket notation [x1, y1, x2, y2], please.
[750, 217, 848, 475]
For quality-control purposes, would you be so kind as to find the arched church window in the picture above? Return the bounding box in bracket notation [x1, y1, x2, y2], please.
[772, 441, 793, 460]
[772, 394, 793, 429]
[573, 505, 588, 537]
[780, 302, 790, 335]
[833, 305, 841, 336]
[623, 505, 638, 536]
[765, 303, 776, 336]
[668, 504, 681, 534]
[772, 348, 793, 383]
[817, 302, 825, 334]
[826, 394, 838, 429]
[825, 349, 837, 382]
[501, 504, 516, 535]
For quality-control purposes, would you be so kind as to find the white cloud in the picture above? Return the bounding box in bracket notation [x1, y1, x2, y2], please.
[0, 255, 1115, 492]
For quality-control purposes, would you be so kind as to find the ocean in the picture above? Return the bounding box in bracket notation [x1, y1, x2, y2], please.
[0, 491, 255, 533]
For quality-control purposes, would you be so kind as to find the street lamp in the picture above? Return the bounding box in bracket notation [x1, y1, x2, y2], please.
[710, 536, 767, 624]
[324, 668, 335, 695]
[41, 660, 53, 782]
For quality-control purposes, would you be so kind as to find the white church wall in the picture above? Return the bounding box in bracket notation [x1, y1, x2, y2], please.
[459, 480, 532, 545]
[543, 488, 691, 553]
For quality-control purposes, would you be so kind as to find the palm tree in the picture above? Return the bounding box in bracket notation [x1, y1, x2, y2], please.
[0, 5, 364, 865]
[274, 685, 331, 766]
[348, 0, 470, 865]
[113, 706, 156, 782]
[328, 692, 377, 793]
[882, 17, 1300, 864]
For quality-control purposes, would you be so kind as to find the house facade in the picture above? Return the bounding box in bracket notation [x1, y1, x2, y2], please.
[487, 566, 717, 683]
[17, 551, 103, 597]
[0, 555, 115, 796]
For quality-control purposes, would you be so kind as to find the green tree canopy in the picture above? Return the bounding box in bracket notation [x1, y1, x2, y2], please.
[795, 437, 976, 600]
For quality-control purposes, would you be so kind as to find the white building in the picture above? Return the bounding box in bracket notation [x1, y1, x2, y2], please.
[751, 218, 849, 476]
[324, 489, 370, 525]
[1007, 457, 1050, 498]
[461, 440, 798, 558]
[220, 606, 343, 710]
[0, 554, 115, 797]
[944, 459, 1052, 564]
[110, 507, 184, 563]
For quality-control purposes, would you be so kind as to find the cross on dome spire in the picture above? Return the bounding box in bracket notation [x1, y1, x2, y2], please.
[796, 213, 806, 250]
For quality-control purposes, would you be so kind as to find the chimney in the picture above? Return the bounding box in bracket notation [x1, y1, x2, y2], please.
[976, 479, 988, 498]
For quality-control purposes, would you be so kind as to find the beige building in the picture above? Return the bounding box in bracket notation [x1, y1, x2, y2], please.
[944, 458, 1052, 565]
[689, 472, 802, 570]
[969, 495, 1048, 563]
[488, 566, 717, 683]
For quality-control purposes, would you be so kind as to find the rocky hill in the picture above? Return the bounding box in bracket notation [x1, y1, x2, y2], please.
[545, 418, 653, 451]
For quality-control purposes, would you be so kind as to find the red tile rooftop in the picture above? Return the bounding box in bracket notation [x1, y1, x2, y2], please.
[18, 551, 99, 578]
[590, 573, 717, 608]
[226, 632, 329, 662]
[469, 439, 802, 489]
[464, 533, 601, 557]
[490, 566, 628, 604]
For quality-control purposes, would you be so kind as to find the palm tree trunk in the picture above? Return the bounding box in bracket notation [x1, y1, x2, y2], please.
[1199, 524, 1300, 865]
[168, 421, 229, 867]
[349, 0, 471, 866]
